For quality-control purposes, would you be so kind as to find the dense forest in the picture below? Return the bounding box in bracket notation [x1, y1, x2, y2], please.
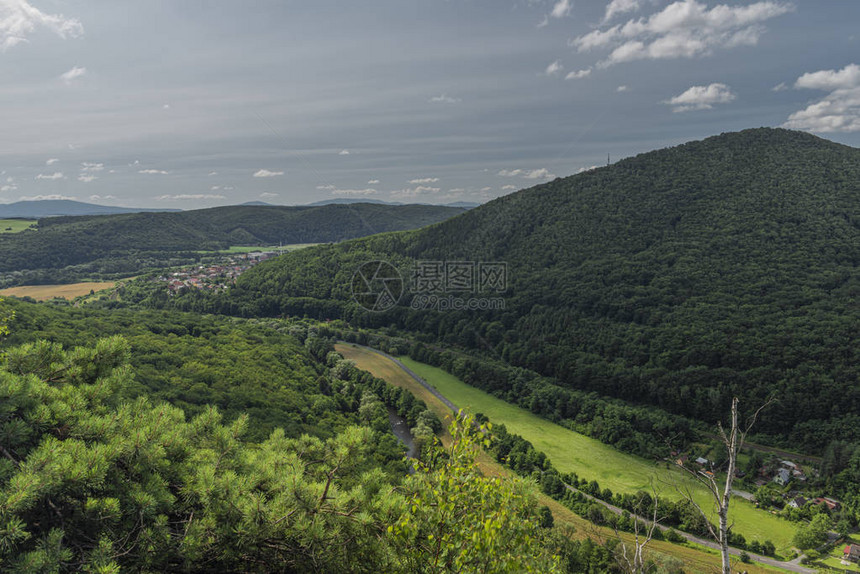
[0, 203, 464, 286]
[204, 128, 858, 453]
[4, 298, 632, 572]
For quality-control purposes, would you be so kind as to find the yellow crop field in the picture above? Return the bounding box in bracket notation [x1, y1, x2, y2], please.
[0, 281, 116, 301]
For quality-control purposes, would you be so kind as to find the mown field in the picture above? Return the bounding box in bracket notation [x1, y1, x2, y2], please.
[0, 281, 116, 301]
[393, 356, 798, 554]
[0, 219, 36, 234]
[197, 244, 321, 254]
[336, 343, 790, 573]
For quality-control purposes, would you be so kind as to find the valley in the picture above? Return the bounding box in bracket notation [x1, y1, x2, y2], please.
[2, 128, 858, 573]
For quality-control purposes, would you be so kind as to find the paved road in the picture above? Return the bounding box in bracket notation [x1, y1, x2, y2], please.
[343, 343, 813, 574]
[562, 483, 813, 573]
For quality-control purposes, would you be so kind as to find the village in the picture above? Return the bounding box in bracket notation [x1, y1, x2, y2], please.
[159, 250, 280, 293]
[674, 448, 860, 567]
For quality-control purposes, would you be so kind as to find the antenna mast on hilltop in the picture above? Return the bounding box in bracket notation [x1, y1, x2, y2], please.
[607, 153, 610, 166]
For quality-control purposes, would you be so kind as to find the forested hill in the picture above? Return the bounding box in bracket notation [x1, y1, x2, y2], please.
[0, 203, 464, 274]
[225, 128, 860, 451]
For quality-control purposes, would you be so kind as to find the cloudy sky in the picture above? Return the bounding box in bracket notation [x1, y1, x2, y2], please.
[1, 0, 858, 208]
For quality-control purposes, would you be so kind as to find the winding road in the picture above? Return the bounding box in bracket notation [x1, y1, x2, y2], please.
[342, 343, 814, 574]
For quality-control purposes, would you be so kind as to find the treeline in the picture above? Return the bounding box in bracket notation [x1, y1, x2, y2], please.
[335, 328, 696, 460]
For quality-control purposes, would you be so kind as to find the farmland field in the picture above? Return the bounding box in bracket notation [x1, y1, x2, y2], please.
[0, 219, 36, 234]
[199, 244, 320, 254]
[0, 281, 116, 301]
[394, 355, 798, 553]
[336, 343, 792, 573]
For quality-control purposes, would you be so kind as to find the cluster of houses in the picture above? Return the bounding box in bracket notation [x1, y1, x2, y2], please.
[787, 495, 842, 511]
[160, 251, 278, 293]
[843, 543, 860, 564]
[769, 460, 808, 486]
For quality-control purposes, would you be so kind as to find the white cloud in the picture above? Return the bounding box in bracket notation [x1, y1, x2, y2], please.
[550, 0, 573, 19]
[60, 66, 86, 84]
[89, 194, 115, 201]
[664, 82, 735, 112]
[19, 194, 76, 201]
[771, 82, 789, 92]
[316, 184, 336, 191]
[784, 63, 860, 133]
[498, 168, 555, 179]
[210, 185, 221, 191]
[429, 94, 461, 104]
[35, 172, 63, 180]
[80, 162, 103, 172]
[253, 169, 283, 177]
[565, 68, 592, 80]
[572, 1, 792, 68]
[523, 168, 555, 179]
[46, 158, 59, 165]
[367, 179, 380, 185]
[794, 63, 860, 91]
[208, 171, 218, 176]
[259, 192, 279, 199]
[338, 149, 350, 155]
[409, 177, 439, 184]
[156, 194, 225, 200]
[391, 185, 440, 199]
[617, 85, 629, 92]
[139, 169, 170, 175]
[577, 165, 600, 173]
[0, 184, 17, 192]
[501, 184, 517, 190]
[603, 0, 640, 23]
[545, 60, 563, 76]
[331, 188, 378, 197]
[77, 174, 97, 183]
[0, 0, 83, 51]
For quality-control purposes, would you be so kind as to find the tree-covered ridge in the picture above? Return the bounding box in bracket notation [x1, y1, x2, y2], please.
[0, 333, 562, 573]
[0, 203, 464, 280]
[220, 128, 860, 451]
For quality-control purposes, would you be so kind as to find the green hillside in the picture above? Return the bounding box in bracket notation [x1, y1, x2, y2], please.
[0, 203, 464, 283]
[224, 128, 860, 452]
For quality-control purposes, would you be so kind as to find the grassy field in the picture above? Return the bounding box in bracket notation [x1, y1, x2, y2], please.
[0, 219, 37, 234]
[198, 244, 320, 254]
[336, 344, 789, 574]
[0, 281, 116, 301]
[393, 356, 797, 553]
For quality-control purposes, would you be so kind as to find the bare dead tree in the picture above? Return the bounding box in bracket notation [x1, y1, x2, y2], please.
[614, 484, 662, 574]
[673, 397, 771, 574]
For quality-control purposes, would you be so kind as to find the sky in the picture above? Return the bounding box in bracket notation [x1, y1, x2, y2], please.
[0, 0, 859, 209]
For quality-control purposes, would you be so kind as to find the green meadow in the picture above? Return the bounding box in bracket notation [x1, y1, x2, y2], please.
[0, 219, 37, 234]
[398, 357, 798, 554]
[196, 244, 320, 254]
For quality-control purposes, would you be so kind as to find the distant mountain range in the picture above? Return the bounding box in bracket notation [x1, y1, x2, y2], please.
[0, 198, 481, 219]
[0, 200, 180, 219]
[0, 203, 466, 277]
